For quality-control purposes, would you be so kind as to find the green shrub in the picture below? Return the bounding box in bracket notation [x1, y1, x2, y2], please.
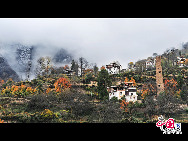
[26, 94, 52, 112]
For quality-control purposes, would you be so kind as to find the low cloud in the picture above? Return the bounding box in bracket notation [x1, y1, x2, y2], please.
[0, 18, 188, 69]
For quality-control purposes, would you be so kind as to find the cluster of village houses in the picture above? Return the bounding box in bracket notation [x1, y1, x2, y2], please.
[63, 56, 187, 102]
[104, 56, 187, 102]
[105, 61, 137, 102]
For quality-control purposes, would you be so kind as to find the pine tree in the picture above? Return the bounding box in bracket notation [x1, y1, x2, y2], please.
[180, 85, 188, 102]
[97, 69, 111, 100]
[176, 73, 184, 90]
[71, 60, 79, 76]
[93, 63, 99, 76]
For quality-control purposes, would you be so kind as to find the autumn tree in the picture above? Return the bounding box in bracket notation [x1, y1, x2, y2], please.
[128, 62, 134, 70]
[63, 65, 69, 71]
[124, 77, 136, 87]
[164, 78, 178, 96]
[100, 66, 106, 70]
[35, 57, 52, 77]
[154, 78, 181, 117]
[185, 59, 188, 66]
[124, 77, 129, 83]
[54, 77, 71, 93]
[141, 83, 157, 100]
[120, 100, 129, 113]
[0, 79, 5, 88]
[129, 77, 136, 86]
[83, 69, 94, 84]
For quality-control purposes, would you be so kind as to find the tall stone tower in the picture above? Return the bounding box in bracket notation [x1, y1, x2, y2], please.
[156, 56, 164, 96]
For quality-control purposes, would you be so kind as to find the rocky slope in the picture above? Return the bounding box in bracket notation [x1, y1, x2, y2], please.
[0, 56, 20, 81]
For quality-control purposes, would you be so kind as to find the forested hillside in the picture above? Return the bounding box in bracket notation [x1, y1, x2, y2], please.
[0, 42, 188, 123]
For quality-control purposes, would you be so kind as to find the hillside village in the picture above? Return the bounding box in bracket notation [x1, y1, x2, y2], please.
[0, 43, 188, 123]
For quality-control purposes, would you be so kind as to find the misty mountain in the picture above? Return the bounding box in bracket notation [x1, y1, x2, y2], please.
[0, 56, 20, 81]
[0, 43, 73, 81]
[15, 43, 35, 73]
[52, 48, 72, 64]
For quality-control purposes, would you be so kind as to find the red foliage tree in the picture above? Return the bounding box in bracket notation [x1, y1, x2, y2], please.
[120, 100, 129, 112]
[54, 77, 71, 93]
[164, 78, 178, 96]
[141, 83, 157, 99]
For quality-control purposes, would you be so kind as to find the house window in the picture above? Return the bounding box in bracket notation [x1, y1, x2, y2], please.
[120, 92, 122, 96]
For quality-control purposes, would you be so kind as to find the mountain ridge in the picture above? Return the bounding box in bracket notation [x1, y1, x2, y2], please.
[0, 56, 20, 81]
[0, 43, 73, 81]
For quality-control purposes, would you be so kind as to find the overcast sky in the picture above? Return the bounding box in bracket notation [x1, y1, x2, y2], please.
[0, 18, 188, 69]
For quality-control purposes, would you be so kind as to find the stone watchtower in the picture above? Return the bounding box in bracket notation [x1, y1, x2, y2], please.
[156, 56, 164, 96]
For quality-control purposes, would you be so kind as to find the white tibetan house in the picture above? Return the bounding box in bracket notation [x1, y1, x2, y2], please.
[108, 82, 137, 102]
[106, 61, 122, 74]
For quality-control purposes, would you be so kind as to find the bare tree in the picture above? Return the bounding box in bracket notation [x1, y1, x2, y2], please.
[79, 57, 88, 77]
[35, 56, 52, 77]
[26, 61, 32, 81]
[71, 59, 79, 76]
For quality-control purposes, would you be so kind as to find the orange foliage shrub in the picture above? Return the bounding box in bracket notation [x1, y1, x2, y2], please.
[164, 78, 178, 95]
[130, 77, 136, 86]
[1, 84, 35, 98]
[164, 78, 177, 89]
[54, 77, 71, 93]
[120, 100, 129, 112]
[141, 83, 156, 99]
[176, 89, 181, 98]
[63, 65, 69, 70]
[124, 77, 129, 84]
[124, 77, 136, 86]
[0, 119, 4, 123]
[100, 66, 106, 70]
[0, 80, 4, 84]
[0, 79, 5, 88]
[185, 59, 188, 66]
[46, 88, 51, 94]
